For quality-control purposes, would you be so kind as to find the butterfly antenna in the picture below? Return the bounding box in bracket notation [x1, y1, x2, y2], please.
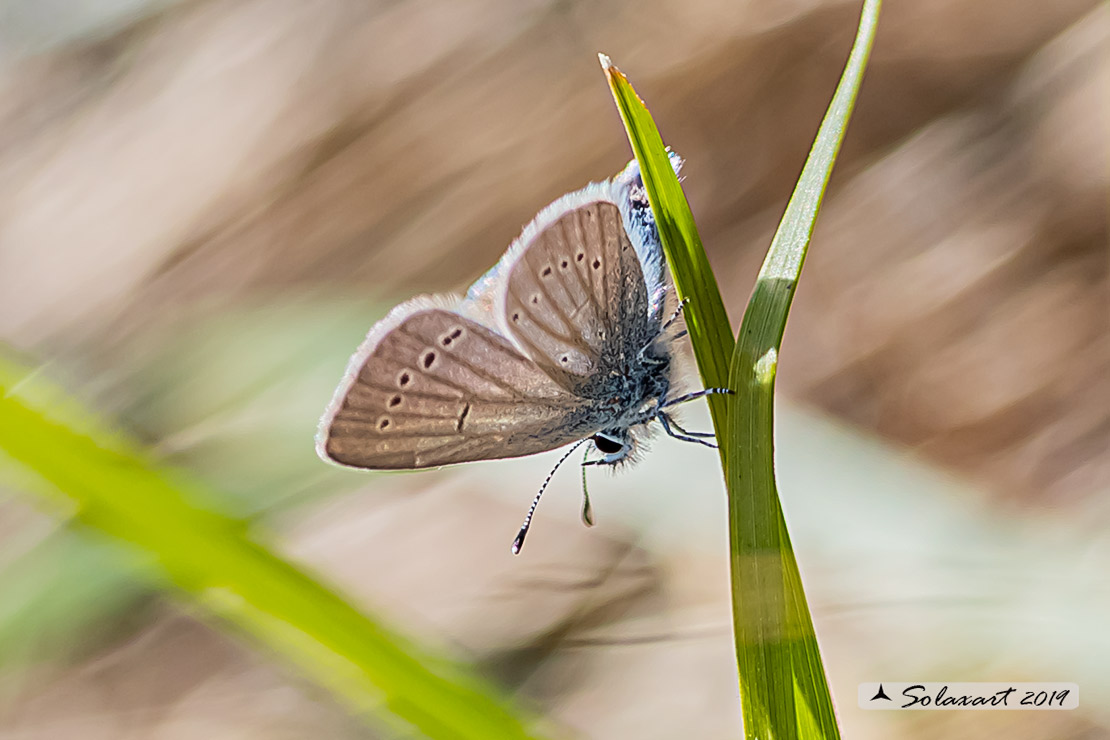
[512, 439, 589, 555]
[580, 448, 594, 527]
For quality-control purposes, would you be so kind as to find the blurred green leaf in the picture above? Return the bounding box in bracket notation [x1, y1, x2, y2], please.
[0, 355, 548, 740]
[0, 298, 380, 676]
[603, 0, 879, 736]
[0, 524, 150, 668]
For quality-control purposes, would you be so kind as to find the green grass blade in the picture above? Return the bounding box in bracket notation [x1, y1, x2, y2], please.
[602, 54, 734, 434]
[0, 356, 547, 740]
[727, 2, 881, 739]
[603, 1, 879, 737]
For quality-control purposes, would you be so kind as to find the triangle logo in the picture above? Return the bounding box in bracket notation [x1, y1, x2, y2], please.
[870, 684, 892, 701]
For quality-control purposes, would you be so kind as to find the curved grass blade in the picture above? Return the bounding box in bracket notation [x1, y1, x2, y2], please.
[601, 54, 733, 436]
[0, 355, 548, 740]
[727, 1, 881, 738]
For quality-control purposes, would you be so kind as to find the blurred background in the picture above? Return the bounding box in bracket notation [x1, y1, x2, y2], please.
[0, 0, 1107, 738]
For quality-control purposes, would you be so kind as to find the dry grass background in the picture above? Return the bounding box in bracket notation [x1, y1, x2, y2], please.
[0, 0, 1107, 738]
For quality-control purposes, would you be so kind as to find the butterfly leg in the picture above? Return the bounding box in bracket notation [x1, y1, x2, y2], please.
[640, 298, 691, 365]
[661, 414, 716, 438]
[658, 411, 718, 449]
[660, 387, 733, 408]
[662, 297, 689, 331]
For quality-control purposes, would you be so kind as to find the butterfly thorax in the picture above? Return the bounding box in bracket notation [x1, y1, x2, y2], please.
[583, 341, 674, 465]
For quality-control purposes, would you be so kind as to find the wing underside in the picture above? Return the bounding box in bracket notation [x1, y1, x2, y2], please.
[319, 306, 591, 469]
[499, 200, 655, 396]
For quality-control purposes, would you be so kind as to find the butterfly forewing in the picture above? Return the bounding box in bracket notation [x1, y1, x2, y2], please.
[502, 201, 652, 397]
[320, 307, 593, 469]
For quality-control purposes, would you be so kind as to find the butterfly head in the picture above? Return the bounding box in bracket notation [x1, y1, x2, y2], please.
[590, 429, 634, 465]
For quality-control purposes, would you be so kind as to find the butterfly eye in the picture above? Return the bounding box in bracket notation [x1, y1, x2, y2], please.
[592, 434, 624, 455]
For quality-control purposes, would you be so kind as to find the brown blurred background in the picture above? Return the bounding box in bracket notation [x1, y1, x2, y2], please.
[0, 0, 1107, 738]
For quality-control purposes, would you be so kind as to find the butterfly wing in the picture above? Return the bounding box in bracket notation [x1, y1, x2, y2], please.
[495, 195, 658, 397]
[318, 298, 594, 470]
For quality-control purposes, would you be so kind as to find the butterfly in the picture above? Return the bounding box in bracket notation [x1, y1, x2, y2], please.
[316, 155, 728, 552]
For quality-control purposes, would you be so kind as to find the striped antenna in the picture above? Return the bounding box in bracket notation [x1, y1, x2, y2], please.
[511, 439, 589, 555]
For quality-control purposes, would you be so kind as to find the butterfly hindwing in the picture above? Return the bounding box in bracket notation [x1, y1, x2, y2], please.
[318, 302, 592, 469]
